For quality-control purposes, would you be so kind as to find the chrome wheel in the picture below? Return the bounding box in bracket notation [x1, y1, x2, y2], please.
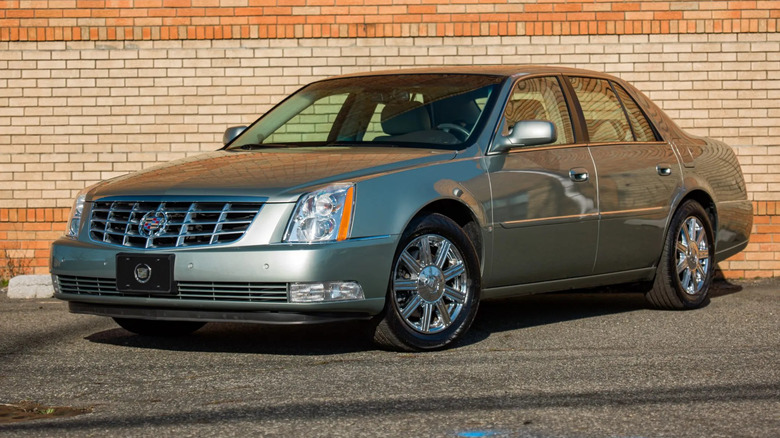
[675, 216, 710, 295]
[647, 200, 714, 310]
[392, 234, 468, 334]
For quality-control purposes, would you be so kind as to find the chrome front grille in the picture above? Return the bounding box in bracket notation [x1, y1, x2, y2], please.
[89, 200, 263, 249]
[55, 275, 289, 303]
[56, 275, 118, 296]
[177, 281, 288, 302]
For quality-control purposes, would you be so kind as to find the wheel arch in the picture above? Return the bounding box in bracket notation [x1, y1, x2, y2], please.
[411, 199, 484, 270]
[674, 189, 718, 235]
[653, 189, 718, 272]
[647, 193, 717, 309]
[374, 201, 484, 351]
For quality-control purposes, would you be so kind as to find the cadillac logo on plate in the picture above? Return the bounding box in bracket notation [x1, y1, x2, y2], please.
[133, 263, 152, 284]
[139, 210, 168, 237]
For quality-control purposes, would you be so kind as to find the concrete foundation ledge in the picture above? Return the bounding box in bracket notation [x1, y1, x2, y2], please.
[7, 275, 54, 299]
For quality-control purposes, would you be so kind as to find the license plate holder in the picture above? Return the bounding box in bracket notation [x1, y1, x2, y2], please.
[116, 253, 176, 294]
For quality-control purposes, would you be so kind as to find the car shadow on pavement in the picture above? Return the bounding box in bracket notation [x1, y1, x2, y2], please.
[84, 280, 743, 354]
[467, 290, 649, 337]
[83, 291, 637, 354]
[85, 319, 379, 356]
[466, 279, 743, 338]
[709, 278, 744, 298]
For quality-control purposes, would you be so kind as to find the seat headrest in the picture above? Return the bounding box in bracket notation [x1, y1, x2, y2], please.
[381, 100, 431, 135]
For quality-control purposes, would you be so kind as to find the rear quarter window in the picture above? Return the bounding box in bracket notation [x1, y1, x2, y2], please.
[568, 76, 632, 143]
[612, 83, 659, 142]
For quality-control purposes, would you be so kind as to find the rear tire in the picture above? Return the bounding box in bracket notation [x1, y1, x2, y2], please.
[372, 213, 481, 351]
[646, 200, 714, 309]
[113, 318, 206, 336]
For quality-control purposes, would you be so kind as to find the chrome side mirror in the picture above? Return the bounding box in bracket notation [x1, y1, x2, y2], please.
[223, 126, 247, 146]
[494, 120, 557, 152]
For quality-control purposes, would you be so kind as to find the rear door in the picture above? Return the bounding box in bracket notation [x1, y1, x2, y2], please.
[566, 76, 682, 274]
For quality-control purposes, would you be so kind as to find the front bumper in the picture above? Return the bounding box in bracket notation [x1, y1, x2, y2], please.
[68, 301, 373, 324]
[51, 235, 397, 319]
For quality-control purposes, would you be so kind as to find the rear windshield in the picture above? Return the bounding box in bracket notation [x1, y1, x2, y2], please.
[226, 74, 504, 151]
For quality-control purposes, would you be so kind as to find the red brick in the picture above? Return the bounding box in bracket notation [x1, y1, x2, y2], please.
[756, 225, 780, 234]
[655, 11, 684, 20]
[753, 216, 771, 224]
[554, 3, 581, 12]
[729, 1, 759, 10]
[2, 1, 776, 41]
[21, 240, 52, 250]
[163, 0, 190, 7]
[6, 9, 34, 18]
[718, 269, 745, 279]
[525, 4, 554, 13]
[749, 234, 772, 243]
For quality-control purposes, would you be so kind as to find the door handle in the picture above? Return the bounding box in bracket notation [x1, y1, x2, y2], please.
[569, 168, 589, 182]
[657, 165, 672, 176]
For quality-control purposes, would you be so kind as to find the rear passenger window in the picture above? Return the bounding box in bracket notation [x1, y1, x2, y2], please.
[568, 77, 632, 143]
[503, 76, 574, 146]
[613, 83, 658, 142]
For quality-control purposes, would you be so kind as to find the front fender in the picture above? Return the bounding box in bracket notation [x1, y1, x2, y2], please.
[350, 157, 490, 239]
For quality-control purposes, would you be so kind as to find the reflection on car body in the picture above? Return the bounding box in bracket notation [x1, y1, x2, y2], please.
[51, 66, 752, 351]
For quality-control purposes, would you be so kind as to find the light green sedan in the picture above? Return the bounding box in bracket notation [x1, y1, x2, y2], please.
[51, 66, 752, 351]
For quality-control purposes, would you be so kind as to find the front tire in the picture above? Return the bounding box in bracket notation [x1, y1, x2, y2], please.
[113, 318, 206, 336]
[646, 200, 715, 309]
[372, 213, 481, 351]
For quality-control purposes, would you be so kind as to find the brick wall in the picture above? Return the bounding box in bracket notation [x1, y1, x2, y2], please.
[1, 1, 778, 40]
[0, 208, 68, 274]
[724, 201, 780, 278]
[1, 1, 779, 278]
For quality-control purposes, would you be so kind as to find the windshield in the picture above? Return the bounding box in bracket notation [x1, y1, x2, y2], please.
[226, 74, 504, 151]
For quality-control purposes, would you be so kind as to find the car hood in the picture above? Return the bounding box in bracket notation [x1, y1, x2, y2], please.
[88, 147, 457, 203]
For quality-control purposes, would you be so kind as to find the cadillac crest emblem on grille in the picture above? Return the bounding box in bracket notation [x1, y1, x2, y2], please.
[139, 210, 168, 237]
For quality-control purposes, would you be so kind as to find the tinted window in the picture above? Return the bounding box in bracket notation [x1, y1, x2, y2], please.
[503, 76, 574, 145]
[228, 74, 503, 150]
[613, 83, 658, 142]
[264, 94, 349, 144]
[568, 77, 632, 143]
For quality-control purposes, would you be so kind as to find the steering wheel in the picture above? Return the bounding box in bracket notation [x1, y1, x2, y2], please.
[436, 123, 470, 141]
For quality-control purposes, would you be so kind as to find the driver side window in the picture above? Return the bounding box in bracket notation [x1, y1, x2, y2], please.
[503, 76, 574, 146]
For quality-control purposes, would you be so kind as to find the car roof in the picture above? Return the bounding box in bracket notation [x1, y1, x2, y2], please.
[332, 65, 618, 80]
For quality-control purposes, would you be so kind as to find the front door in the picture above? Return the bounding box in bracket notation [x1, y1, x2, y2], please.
[487, 75, 598, 287]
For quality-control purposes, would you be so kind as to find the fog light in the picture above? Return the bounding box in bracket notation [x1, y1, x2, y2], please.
[290, 281, 365, 303]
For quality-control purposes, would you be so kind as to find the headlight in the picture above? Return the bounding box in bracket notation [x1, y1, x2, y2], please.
[66, 191, 87, 238]
[284, 184, 355, 243]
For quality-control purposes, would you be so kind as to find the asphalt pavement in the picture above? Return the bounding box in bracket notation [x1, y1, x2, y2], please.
[1, 279, 778, 437]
